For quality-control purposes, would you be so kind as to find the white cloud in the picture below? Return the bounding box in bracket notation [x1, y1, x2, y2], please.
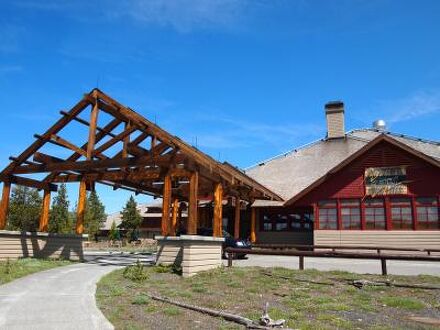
[113, 0, 250, 33]
[379, 89, 440, 124]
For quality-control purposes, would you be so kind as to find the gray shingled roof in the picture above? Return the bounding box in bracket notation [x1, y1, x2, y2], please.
[245, 129, 440, 204]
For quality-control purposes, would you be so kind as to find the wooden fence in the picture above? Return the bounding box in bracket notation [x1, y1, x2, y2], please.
[225, 246, 440, 275]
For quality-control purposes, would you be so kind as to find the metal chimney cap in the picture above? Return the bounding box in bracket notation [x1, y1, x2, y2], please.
[373, 119, 386, 131]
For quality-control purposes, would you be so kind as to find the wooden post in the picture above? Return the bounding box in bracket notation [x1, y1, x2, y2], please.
[213, 183, 223, 237]
[381, 258, 387, 276]
[234, 197, 240, 239]
[76, 180, 87, 234]
[171, 198, 179, 236]
[76, 94, 98, 234]
[187, 172, 198, 235]
[0, 182, 11, 230]
[228, 251, 233, 267]
[250, 208, 257, 243]
[161, 174, 172, 236]
[38, 189, 51, 232]
[299, 256, 304, 270]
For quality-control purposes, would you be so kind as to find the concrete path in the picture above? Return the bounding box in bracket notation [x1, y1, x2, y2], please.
[225, 255, 440, 276]
[0, 252, 154, 330]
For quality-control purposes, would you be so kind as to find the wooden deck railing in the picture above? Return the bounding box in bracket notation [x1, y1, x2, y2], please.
[225, 247, 440, 275]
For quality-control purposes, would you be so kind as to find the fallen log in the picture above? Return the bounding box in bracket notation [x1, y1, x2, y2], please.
[147, 293, 277, 329]
[349, 279, 440, 290]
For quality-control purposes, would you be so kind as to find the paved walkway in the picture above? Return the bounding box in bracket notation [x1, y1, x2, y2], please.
[225, 255, 440, 276]
[0, 252, 154, 330]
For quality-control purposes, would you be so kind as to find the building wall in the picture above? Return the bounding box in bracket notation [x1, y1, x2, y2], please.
[295, 141, 440, 205]
[314, 230, 440, 250]
[254, 141, 439, 246]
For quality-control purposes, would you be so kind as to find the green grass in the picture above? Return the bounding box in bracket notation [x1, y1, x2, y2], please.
[0, 258, 73, 285]
[381, 296, 426, 310]
[96, 266, 440, 330]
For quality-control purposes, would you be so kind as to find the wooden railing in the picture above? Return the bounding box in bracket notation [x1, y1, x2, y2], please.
[225, 246, 440, 275]
[252, 244, 440, 256]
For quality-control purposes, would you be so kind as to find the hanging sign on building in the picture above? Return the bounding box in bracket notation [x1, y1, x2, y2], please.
[364, 166, 407, 196]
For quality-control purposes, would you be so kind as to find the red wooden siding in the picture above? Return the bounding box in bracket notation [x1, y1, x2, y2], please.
[294, 140, 440, 206]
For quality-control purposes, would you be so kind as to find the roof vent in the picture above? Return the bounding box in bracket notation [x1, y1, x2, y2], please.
[373, 119, 386, 131]
[325, 101, 345, 139]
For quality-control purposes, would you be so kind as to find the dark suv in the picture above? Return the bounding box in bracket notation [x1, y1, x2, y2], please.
[197, 228, 251, 258]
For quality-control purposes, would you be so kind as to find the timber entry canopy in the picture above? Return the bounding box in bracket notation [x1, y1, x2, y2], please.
[0, 89, 282, 237]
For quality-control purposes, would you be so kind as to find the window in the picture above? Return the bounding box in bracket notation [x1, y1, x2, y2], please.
[340, 199, 361, 229]
[303, 213, 314, 230]
[318, 200, 338, 229]
[364, 198, 386, 229]
[416, 197, 439, 229]
[275, 214, 288, 231]
[262, 214, 272, 231]
[288, 213, 302, 230]
[390, 197, 413, 229]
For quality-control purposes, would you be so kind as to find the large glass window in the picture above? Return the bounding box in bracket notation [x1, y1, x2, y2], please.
[364, 198, 386, 229]
[318, 200, 338, 229]
[416, 197, 439, 229]
[390, 197, 413, 229]
[341, 199, 361, 229]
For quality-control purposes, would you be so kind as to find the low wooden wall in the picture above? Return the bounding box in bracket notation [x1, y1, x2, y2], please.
[156, 235, 224, 277]
[256, 231, 313, 245]
[314, 230, 440, 250]
[0, 230, 87, 261]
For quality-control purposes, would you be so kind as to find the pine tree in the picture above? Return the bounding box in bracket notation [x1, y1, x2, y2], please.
[120, 196, 142, 241]
[48, 183, 72, 234]
[7, 186, 42, 232]
[108, 220, 120, 241]
[84, 190, 106, 240]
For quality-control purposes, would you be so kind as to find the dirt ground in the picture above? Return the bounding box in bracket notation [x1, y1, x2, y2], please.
[96, 265, 440, 330]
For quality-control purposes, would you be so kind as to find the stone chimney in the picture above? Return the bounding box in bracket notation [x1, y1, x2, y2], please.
[325, 101, 345, 139]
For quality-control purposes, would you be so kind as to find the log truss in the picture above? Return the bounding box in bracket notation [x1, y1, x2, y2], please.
[0, 89, 282, 236]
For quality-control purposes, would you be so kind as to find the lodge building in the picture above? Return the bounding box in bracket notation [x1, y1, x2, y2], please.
[244, 101, 440, 248]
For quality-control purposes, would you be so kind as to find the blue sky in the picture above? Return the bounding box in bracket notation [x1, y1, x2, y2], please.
[0, 0, 439, 214]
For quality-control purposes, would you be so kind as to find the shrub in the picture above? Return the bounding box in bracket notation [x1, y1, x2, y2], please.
[123, 259, 148, 282]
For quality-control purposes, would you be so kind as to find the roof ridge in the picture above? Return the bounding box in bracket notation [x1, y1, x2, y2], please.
[349, 128, 440, 146]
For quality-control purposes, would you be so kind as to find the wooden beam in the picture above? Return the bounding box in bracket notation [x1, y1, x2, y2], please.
[76, 180, 87, 234]
[33, 152, 63, 164]
[87, 91, 99, 158]
[42, 117, 121, 183]
[187, 171, 198, 235]
[1, 97, 90, 176]
[13, 153, 185, 175]
[161, 174, 171, 236]
[122, 122, 131, 158]
[60, 110, 117, 138]
[213, 182, 223, 237]
[250, 208, 257, 243]
[38, 190, 51, 232]
[0, 174, 57, 192]
[93, 126, 136, 156]
[234, 197, 240, 239]
[52, 167, 191, 183]
[46, 134, 88, 157]
[0, 182, 11, 229]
